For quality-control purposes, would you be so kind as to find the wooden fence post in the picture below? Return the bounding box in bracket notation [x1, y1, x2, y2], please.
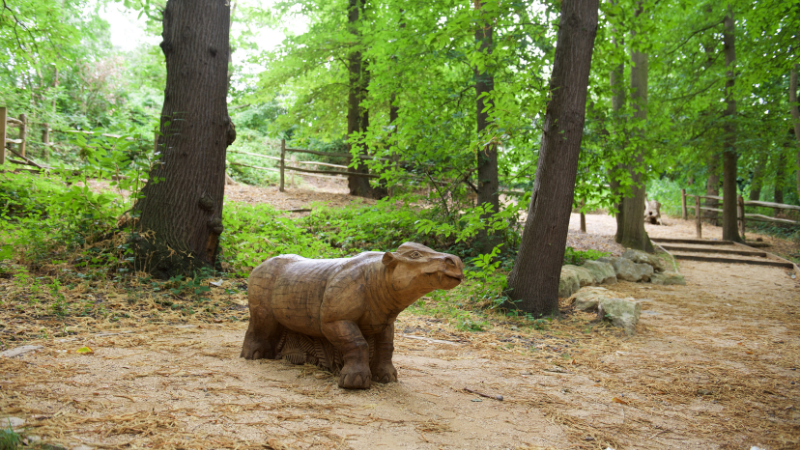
[279, 139, 285, 192]
[580, 199, 586, 233]
[18, 113, 26, 157]
[681, 188, 687, 220]
[0, 106, 6, 165]
[737, 195, 745, 239]
[41, 124, 50, 161]
[695, 195, 702, 239]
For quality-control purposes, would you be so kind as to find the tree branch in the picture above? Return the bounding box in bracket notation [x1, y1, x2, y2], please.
[663, 17, 725, 56]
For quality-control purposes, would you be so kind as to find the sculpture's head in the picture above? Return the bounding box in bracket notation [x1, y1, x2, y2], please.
[382, 242, 465, 293]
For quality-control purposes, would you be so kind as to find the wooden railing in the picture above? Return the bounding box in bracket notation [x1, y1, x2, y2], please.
[228, 139, 391, 192]
[680, 189, 799, 238]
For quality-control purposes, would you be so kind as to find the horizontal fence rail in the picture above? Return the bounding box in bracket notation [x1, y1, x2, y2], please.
[680, 188, 799, 239]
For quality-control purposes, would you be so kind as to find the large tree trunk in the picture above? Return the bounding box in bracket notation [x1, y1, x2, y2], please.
[132, 0, 234, 279]
[609, 32, 625, 244]
[474, 0, 500, 254]
[506, 0, 598, 316]
[616, 4, 653, 252]
[721, 5, 741, 242]
[346, 0, 374, 198]
[790, 65, 800, 197]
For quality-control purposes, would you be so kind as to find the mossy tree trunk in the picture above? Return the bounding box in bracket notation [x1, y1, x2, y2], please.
[346, 0, 374, 199]
[721, 5, 741, 242]
[474, 0, 501, 254]
[615, 3, 653, 253]
[132, 0, 235, 279]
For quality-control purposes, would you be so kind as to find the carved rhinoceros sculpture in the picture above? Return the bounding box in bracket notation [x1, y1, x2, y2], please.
[241, 242, 465, 389]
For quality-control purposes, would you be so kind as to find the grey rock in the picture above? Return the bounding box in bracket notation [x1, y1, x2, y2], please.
[581, 260, 617, 285]
[573, 287, 613, 311]
[0, 416, 24, 428]
[563, 265, 595, 287]
[622, 249, 667, 273]
[599, 297, 641, 335]
[602, 257, 653, 282]
[650, 271, 686, 285]
[559, 266, 581, 298]
[0, 345, 43, 358]
[72, 446, 95, 450]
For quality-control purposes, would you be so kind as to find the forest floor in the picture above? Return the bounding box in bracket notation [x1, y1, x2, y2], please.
[1, 178, 799, 450]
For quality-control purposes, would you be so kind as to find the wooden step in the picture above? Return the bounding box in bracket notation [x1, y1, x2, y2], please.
[652, 238, 732, 245]
[671, 253, 794, 268]
[652, 237, 771, 248]
[659, 245, 767, 257]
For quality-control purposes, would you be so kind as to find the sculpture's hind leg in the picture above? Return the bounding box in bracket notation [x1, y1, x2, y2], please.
[241, 305, 283, 359]
[241, 270, 282, 360]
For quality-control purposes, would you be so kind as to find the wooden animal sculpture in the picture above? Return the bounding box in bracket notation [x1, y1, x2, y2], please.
[241, 242, 464, 389]
[644, 197, 663, 225]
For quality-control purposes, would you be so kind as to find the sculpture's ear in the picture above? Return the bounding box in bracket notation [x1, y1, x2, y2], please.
[382, 252, 396, 266]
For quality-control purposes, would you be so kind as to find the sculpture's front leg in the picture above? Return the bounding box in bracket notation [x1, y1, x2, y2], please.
[370, 322, 398, 383]
[321, 320, 371, 389]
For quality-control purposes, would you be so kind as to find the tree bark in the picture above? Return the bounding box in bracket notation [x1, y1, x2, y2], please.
[346, 0, 374, 198]
[474, 0, 500, 254]
[132, 0, 235, 279]
[616, 3, 653, 252]
[506, 0, 598, 315]
[790, 65, 800, 197]
[721, 5, 741, 242]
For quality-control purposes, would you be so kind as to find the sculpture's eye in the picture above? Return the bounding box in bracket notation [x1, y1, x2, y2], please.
[410, 252, 422, 259]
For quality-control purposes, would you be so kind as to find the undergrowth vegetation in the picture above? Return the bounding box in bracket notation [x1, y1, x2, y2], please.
[0, 145, 609, 335]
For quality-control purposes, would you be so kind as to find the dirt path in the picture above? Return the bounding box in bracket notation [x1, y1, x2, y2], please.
[3, 258, 798, 449]
[2, 181, 799, 449]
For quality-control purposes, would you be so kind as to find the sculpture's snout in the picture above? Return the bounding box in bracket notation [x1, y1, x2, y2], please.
[444, 256, 465, 280]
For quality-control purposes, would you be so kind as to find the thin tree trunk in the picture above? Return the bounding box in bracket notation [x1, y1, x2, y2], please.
[617, 3, 653, 252]
[506, 0, 598, 315]
[133, 0, 235, 278]
[609, 31, 625, 244]
[749, 157, 766, 201]
[790, 65, 800, 197]
[775, 149, 786, 211]
[706, 155, 720, 224]
[701, 40, 720, 224]
[474, 0, 500, 254]
[346, 0, 374, 198]
[721, 5, 740, 242]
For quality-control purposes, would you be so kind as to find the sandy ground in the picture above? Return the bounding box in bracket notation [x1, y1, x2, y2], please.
[2, 178, 799, 449]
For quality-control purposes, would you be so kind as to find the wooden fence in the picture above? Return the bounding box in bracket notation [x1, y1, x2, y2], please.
[228, 139, 391, 192]
[680, 189, 799, 238]
[1, 106, 152, 170]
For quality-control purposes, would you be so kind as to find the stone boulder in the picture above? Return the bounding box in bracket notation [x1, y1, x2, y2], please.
[598, 297, 641, 335]
[563, 264, 595, 287]
[581, 260, 617, 284]
[622, 248, 667, 273]
[650, 271, 686, 285]
[598, 257, 654, 282]
[559, 266, 581, 298]
[573, 287, 614, 311]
